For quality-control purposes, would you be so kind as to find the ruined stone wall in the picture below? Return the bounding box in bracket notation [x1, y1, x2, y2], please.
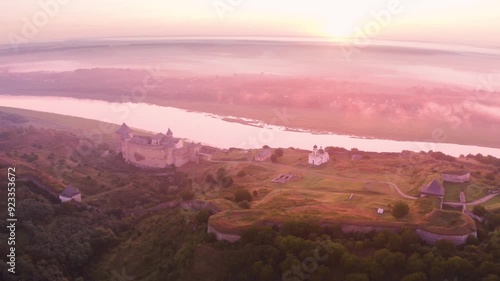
[207, 221, 476, 245]
[174, 147, 190, 167]
[340, 224, 401, 233]
[416, 228, 476, 245]
[124, 142, 170, 168]
[207, 225, 242, 242]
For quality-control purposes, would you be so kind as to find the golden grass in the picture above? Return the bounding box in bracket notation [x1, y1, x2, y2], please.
[420, 209, 476, 235]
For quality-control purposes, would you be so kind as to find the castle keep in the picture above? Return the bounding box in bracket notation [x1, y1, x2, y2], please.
[116, 123, 201, 168]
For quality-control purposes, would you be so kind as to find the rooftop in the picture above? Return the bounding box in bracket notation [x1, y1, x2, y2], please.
[115, 123, 132, 135]
[421, 179, 445, 197]
[152, 133, 166, 141]
[60, 185, 80, 198]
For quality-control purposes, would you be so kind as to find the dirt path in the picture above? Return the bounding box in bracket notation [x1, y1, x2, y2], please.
[444, 192, 500, 206]
[86, 182, 134, 201]
[204, 155, 500, 206]
[204, 155, 420, 205]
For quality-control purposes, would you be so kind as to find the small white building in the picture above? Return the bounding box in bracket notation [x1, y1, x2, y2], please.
[308, 145, 329, 166]
[59, 185, 82, 203]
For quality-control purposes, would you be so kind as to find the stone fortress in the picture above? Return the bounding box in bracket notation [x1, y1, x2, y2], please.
[116, 123, 201, 168]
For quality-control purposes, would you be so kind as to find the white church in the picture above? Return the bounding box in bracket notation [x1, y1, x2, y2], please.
[308, 145, 330, 166]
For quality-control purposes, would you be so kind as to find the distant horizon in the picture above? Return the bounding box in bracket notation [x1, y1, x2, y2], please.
[2, 36, 500, 60]
[2, 0, 500, 48]
[3, 35, 500, 49]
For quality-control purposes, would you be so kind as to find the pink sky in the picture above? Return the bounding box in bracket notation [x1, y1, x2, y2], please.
[2, 0, 500, 47]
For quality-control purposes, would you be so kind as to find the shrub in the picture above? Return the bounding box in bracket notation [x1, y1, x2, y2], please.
[274, 148, 284, 158]
[180, 190, 195, 201]
[220, 175, 234, 188]
[237, 170, 246, 177]
[485, 173, 495, 181]
[346, 273, 369, 281]
[238, 200, 250, 209]
[252, 190, 258, 197]
[472, 205, 487, 217]
[234, 189, 252, 202]
[392, 202, 410, 218]
[196, 210, 211, 224]
[401, 272, 427, 281]
[270, 154, 278, 163]
[466, 235, 479, 245]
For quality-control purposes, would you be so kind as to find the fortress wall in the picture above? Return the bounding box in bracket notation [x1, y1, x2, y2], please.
[174, 149, 191, 167]
[125, 142, 169, 168]
[207, 225, 242, 243]
[340, 224, 401, 233]
[207, 222, 475, 245]
[416, 228, 476, 245]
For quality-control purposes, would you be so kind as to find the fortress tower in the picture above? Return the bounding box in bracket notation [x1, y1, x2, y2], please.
[115, 123, 201, 168]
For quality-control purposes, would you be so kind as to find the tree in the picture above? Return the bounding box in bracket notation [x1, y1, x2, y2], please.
[472, 205, 486, 217]
[195, 210, 211, 224]
[485, 173, 496, 181]
[180, 190, 195, 201]
[392, 202, 410, 218]
[238, 200, 250, 209]
[346, 273, 369, 281]
[483, 274, 500, 281]
[434, 239, 456, 256]
[234, 189, 252, 202]
[274, 148, 284, 158]
[401, 272, 427, 281]
[220, 175, 234, 188]
[270, 154, 278, 163]
[216, 167, 227, 180]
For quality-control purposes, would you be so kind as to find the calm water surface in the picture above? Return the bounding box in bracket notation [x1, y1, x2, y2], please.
[1, 95, 500, 157]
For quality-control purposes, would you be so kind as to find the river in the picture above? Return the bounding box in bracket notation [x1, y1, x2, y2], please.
[1, 95, 500, 157]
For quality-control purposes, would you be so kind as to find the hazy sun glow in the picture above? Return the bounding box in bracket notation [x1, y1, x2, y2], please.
[324, 17, 355, 40]
[1, 0, 500, 46]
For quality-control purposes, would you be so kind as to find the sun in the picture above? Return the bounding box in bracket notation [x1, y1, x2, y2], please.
[324, 16, 355, 40]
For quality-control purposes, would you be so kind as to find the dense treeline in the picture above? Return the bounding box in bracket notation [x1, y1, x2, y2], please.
[0, 193, 209, 281]
[1, 194, 500, 281]
[221, 221, 500, 281]
[466, 154, 500, 167]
